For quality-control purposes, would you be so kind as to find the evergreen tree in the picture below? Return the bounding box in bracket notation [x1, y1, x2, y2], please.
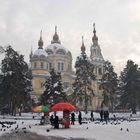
[0, 74, 4, 109]
[41, 68, 67, 106]
[100, 61, 118, 112]
[72, 37, 95, 113]
[119, 60, 140, 114]
[0, 46, 32, 115]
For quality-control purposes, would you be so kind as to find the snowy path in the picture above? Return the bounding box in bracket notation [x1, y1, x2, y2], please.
[0, 113, 140, 140]
[0, 132, 91, 140]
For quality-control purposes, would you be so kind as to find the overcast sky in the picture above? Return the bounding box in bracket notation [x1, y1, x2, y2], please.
[0, 0, 140, 74]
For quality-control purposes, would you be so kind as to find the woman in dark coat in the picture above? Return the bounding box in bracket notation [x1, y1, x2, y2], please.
[71, 112, 75, 125]
[100, 110, 104, 122]
[50, 114, 54, 126]
[54, 115, 59, 129]
[78, 111, 82, 125]
[90, 111, 94, 122]
[104, 111, 109, 124]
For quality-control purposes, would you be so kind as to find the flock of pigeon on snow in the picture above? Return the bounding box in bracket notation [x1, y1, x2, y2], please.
[0, 116, 132, 134]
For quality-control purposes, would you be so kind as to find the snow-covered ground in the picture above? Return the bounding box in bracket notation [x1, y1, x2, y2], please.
[0, 112, 140, 140]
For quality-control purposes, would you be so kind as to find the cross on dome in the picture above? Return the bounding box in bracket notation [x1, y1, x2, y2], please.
[81, 36, 86, 53]
[38, 30, 43, 49]
[92, 23, 98, 45]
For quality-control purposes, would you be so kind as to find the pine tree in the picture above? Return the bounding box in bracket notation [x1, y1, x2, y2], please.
[0, 46, 32, 115]
[119, 60, 140, 114]
[41, 68, 67, 106]
[100, 61, 118, 112]
[72, 37, 95, 113]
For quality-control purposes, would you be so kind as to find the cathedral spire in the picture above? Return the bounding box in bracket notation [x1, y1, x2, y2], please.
[51, 26, 61, 44]
[29, 46, 33, 59]
[38, 30, 43, 49]
[92, 23, 98, 45]
[55, 26, 57, 33]
[81, 36, 86, 53]
[93, 23, 96, 35]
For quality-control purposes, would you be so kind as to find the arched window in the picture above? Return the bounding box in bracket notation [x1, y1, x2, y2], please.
[98, 68, 102, 75]
[49, 63, 52, 70]
[40, 81, 45, 88]
[46, 63, 48, 70]
[56, 49, 65, 55]
[41, 62, 44, 69]
[34, 62, 37, 69]
[46, 49, 53, 55]
[61, 63, 64, 70]
[58, 62, 60, 71]
[58, 62, 64, 71]
[63, 81, 69, 89]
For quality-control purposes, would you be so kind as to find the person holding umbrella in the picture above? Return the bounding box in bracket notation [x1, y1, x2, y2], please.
[50, 102, 76, 128]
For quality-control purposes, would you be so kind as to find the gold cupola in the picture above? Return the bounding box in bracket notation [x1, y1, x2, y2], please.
[81, 36, 86, 53]
[92, 23, 98, 45]
[51, 26, 61, 44]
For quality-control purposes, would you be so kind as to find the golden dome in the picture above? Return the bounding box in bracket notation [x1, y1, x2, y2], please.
[92, 23, 98, 45]
[51, 26, 61, 44]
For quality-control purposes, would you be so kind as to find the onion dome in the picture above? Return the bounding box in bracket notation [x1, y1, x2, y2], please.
[46, 26, 71, 57]
[33, 31, 47, 58]
[51, 26, 61, 44]
[81, 36, 86, 53]
[29, 46, 33, 59]
[92, 23, 98, 45]
[33, 49, 47, 58]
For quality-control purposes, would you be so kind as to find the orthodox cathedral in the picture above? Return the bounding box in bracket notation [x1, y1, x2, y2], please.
[30, 24, 105, 110]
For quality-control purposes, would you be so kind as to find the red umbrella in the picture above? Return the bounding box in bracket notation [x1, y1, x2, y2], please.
[51, 102, 76, 112]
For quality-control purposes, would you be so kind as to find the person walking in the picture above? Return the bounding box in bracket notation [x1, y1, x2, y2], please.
[104, 110, 109, 124]
[40, 112, 45, 125]
[54, 115, 59, 129]
[90, 111, 94, 122]
[78, 111, 82, 125]
[50, 114, 54, 126]
[71, 112, 75, 125]
[100, 110, 104, 122]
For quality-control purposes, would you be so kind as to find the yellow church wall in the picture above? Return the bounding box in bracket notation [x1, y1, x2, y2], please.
[32, 69, 49, 75]
[92, 96, 97, 110]
[33, 77, 46, 95]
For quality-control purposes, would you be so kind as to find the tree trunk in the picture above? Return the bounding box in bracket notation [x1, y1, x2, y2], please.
[110, 101, 114, 113]
[84, 86, 88, 114]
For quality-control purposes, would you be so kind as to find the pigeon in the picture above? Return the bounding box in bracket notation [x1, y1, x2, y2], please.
[2, 124, 6, 128]
[23, 131, 27, 133]
[15, 125, 19, 130]
[29, 125, 31, 129]
[126, 128, 129, 132]
[86, 127, 88, 129]
[22, 127, 26, 130]
[46, 129, 50, 132]
[120, 128, 123, 131]
[22, 121, 24, 124]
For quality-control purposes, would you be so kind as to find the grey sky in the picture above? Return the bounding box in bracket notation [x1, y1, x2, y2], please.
[0, 0, 140, 74]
